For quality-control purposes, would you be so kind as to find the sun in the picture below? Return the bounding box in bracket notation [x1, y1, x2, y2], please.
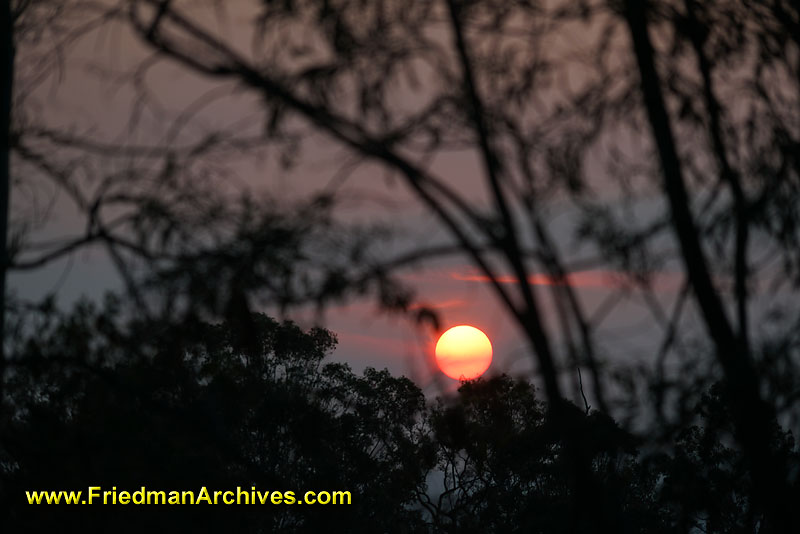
[435, 325, 493, 380]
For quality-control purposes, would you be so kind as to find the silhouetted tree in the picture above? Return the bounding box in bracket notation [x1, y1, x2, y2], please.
[3, 302, 799, 533]
[91, 0, 799, 529]
[2, 307, 433, 532]
[653, 382, 799, 533]
[426, 375, 664, 533]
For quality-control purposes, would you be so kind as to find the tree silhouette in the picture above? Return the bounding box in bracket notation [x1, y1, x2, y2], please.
[652, 381, 799, 533]
[7, 303, 796, 532]
[4, 1, 800, 532]
[3, 307, 433, 532]
[426, 374, 664, 533]
[79, 0, 795, 529]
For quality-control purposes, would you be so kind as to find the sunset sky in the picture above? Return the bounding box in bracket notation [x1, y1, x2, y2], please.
[8, 1, 690, 397]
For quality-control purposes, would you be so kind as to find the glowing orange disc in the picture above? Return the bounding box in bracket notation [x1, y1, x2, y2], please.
[435, 325, 493, 380]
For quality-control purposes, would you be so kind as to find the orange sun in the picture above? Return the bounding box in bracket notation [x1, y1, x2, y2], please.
[435, 325, 493, 380]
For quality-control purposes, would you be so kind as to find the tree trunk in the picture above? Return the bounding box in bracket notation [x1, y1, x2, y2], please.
[622, 1, 794, 531]
[0, 0, 14, 406]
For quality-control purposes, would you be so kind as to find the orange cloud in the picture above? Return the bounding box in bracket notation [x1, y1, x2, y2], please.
[449, 269, 682, 290]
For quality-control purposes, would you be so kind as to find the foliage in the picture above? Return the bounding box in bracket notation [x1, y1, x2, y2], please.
[2, 308, 432, 533]
[4, 308, 797, 532]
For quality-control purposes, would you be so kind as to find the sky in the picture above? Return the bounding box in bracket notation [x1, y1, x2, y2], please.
[8, 0, 691, 402]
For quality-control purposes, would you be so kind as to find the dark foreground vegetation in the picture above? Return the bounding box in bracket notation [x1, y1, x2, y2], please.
[2, 308, 796, 533]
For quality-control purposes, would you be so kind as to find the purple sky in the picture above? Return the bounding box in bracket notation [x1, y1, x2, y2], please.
[9, 2, 690, 401]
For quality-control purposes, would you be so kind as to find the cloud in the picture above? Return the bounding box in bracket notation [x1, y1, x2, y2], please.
[449, 269, 682, 290]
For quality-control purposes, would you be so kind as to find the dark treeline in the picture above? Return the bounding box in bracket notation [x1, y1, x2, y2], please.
[2, 307, 796, 533]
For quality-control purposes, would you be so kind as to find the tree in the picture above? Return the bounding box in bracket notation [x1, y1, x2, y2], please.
[7, 302, 795, 533]
[426, 375, 663, 533]
[2, 307, 433, 532]
[81, 0, 796, 530]
[651, 382, 799, 533]
[1, 0, 14, 404]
